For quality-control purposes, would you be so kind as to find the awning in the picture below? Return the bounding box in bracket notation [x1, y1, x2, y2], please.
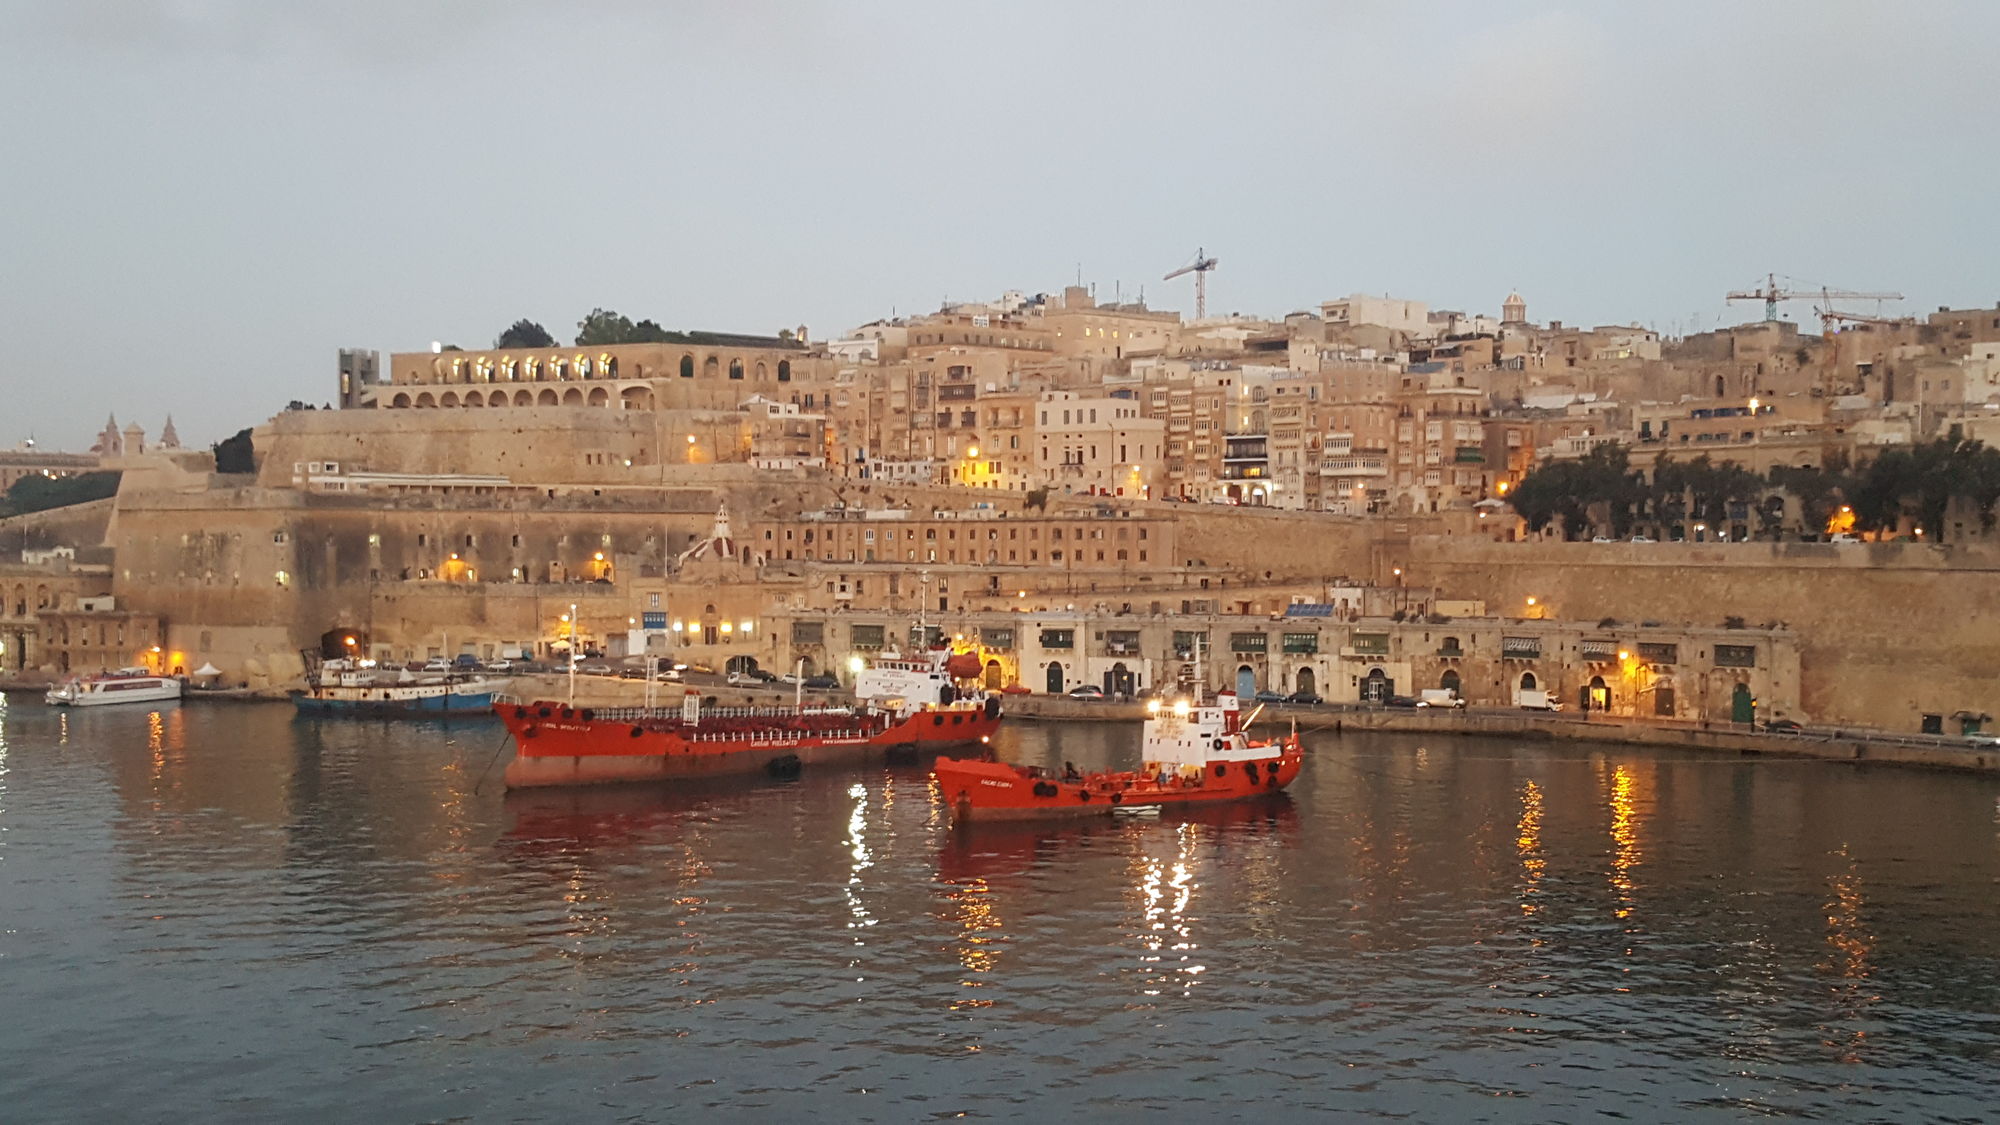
[192, 663, 223, 677]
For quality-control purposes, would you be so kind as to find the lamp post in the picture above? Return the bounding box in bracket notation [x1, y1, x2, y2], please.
[566, 602, 578, 705]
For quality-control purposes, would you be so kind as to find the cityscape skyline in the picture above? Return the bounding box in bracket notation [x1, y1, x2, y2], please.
[6, 0, 1997, 449]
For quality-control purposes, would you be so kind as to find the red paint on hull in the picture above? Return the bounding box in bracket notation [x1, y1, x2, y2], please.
[496, 700, 1001, 789]
[933, 739, 1303, 822]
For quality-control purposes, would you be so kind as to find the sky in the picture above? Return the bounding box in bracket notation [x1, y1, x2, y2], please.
[3, 0, 1996, 451]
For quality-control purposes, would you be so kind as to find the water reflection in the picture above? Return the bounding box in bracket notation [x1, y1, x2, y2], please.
[1517, 779, 1545, 919]
[1607, 763, 1643, 922]
[845, 781, 876, 940]
[1135, 820, 1203, 998]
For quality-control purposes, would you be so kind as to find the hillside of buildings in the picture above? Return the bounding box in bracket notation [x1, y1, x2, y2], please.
[7, 282, 2000, 736]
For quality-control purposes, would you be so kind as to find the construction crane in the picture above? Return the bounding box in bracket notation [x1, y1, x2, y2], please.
[1163, 248, 1219, 320]
[1726, 272, 1902, 325]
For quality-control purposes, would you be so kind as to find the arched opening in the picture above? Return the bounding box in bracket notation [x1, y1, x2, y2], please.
[728, 358, 744, 381]
[1440, 669, 1460, 695]
[1715, 374, 1726, 397]
[537, 388, 558, 406]
[984, 659, 1003, 690]
[1105, 661, 1135, 698]
[1519, 671, 1538, 691]
[777, 359, 791, 382]
[755, 361, 767, 382]
[561, 388, 584, 406]
[1295, 667, 1316, 696]
[1045, 662, 1064, 694]
[390, 392, 412, 408]
[513, 390, 532, 406]
[1235, 664, 1256, 698]
[1731, 682, 1755, 724]
[586, 387, 609, 407]
[725, 654, 760, 676]
[1587, 674, 1609, 712]
[462, 391, 482, 407]
[1360, 667, 1391, 703]
[440, 391, 460, 407]
[680, 355, 695, 379]
[621, 387, 654, 410]
[415, 392, 436, 407]
[703, 356, 719, 379]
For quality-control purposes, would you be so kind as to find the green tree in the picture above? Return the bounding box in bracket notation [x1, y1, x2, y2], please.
[1, 470, 122, 517]
[496, 319, 556, 349]
[213, 428, 255, 474]
[575, 308, 637, 346]
[628, 318, 675, 343]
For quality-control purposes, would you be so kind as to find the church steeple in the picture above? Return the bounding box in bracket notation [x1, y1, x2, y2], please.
[159, 415, 181, 450]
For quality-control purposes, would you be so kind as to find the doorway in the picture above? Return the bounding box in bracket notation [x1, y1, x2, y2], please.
[1235, 664, 1256, 698]
[1046, 662, 1064, 694]
[1295, 667, 1316, 696]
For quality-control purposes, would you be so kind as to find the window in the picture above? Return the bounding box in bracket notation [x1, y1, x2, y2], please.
[1230, 632, 1267, 654]
[728, 359, 744, 380]
[1281, 632, 1318, 654]
[791, 621, 824, 645]
[1352, 632, 1390, 656]
[1714, 644, 1756, 668]
[1501, 636, 1540, 658]
[1039, 628, 1075, 650]
[850, 624, 886, 649]
[1637, 642, 1679, 664]
[680, 355, 695, 378]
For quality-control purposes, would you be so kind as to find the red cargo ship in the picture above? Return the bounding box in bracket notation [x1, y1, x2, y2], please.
[933, 691, 1301, 821]
[498, 648, 1000, 789]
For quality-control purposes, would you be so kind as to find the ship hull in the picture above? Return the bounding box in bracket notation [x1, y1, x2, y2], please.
[497, 700, 1002, 789]
[934, 746, 1303, 822]
[292, 690, 501, 716]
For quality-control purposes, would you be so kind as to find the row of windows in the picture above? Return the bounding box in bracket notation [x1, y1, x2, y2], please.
[772, 548, 1149, 565]
[765, 525, 1150, 543]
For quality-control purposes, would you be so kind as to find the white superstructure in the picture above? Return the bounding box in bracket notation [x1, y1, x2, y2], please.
[45, 669, 183, 708]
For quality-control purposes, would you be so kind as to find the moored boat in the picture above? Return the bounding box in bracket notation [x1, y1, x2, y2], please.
[291, 659, 509, 716]
[44, 668, 184, 708]
[497, 646, 1001, 789]
[933, 690, 1302, 821]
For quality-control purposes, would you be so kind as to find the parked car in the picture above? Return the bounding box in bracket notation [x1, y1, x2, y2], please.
[802, 674, 840, 690]
[1253, 689, 1288, 704]
[1830, 533, 1861, 544]
[576, 661, 615, 677]
[1416, 688, 1467, 709]
[1965, 731, 2000, 747]
[1385, 694, 1421, 709]
[1629, 535, 1656, 543]
[726, 670, 777, 686]
[1286, 691, 1323, 705]
[1591, 536, 1616, 543]
[1764, 718, 1803, 733]
[1067, 685, 1106, 700]
[685, 662, 715, 675]
[483, 659, 516, 673]
[420, 658, 452, 673]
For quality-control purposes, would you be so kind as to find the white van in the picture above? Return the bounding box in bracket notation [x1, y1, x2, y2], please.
[1515, 689, 1563, 712]
[1416, 688, 1466, 709]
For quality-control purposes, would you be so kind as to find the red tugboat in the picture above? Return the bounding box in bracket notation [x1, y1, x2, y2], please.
[497, 647, 1000, 789]
[932, 690, 1303, 821]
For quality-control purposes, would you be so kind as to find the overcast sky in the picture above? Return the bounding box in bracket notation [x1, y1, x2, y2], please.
[3, 0, 1995, 450]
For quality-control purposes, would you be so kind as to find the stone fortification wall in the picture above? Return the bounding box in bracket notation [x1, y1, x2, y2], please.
[0, 497, 116, 552]
[1404, 537, 2000, 731]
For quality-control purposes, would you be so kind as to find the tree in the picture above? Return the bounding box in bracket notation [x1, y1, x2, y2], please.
[214, 428, 255, 474]
[628, 318, 675, 344]
[496, 319, 556, 349]
[575, 308, 637, 346]
[0, 471, 121, 518]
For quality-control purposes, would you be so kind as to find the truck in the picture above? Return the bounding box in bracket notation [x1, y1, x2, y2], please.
[1416, 688, 1466, 709]
[1514, 689, 1562, 712]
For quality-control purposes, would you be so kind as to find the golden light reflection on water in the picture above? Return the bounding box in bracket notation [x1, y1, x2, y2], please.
[949, 875, 1003, 994]
[1607, 764, 1642, 922]
[1820, 843, 1878, 1062]
[1517, 780, 1545, 918]
[1135, 822, 1204, 997]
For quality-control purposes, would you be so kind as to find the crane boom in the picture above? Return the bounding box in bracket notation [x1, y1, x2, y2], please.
[1726, 272, 1902, 321]
[1162, 248, 1218, 318]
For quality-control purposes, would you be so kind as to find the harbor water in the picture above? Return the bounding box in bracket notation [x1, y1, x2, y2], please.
[2, 697, 1998, 1121]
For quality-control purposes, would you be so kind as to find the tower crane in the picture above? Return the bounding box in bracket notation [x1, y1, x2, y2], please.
[1163, 248, 1219, 320]
[1726, 272, 1902, 327]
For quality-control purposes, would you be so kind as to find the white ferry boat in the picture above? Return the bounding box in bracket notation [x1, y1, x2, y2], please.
[45, 668, 185, 708]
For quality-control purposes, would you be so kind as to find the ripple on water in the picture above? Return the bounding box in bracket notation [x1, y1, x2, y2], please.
[1, 709, 1999, 1119]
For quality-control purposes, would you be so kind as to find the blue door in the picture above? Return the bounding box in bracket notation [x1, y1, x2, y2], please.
[1235, 665, 1256, 698]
